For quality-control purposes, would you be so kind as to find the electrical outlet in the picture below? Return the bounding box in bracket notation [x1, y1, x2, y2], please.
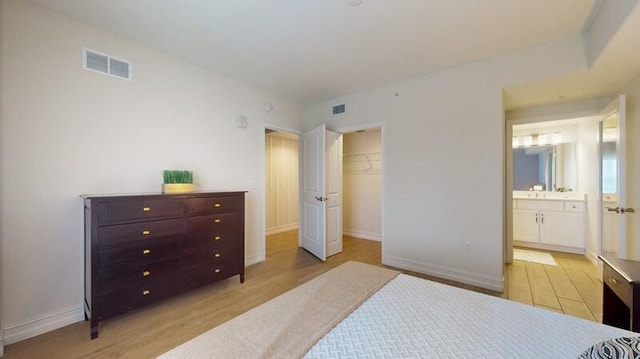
[236, 115, 248, 129]
[463, 241, 471, 252]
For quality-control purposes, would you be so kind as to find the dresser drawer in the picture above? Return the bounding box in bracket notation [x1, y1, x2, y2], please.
[183, 260, 242, 289]
[188, 213, 243, 231]
[188, 226, 242, 247]
[187, 195, 244, 216]
[99, 258, 179, 282]
[99, 273, 182, 317]
[98, 198, 185, 225]
[604, 264, 632, 307]
[98, 219, 186, 246]
[98, 236, 181, 270]
[184, 243, 242, 264]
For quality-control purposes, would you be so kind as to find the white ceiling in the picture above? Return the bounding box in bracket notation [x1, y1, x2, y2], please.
[28, 0, 640, 109]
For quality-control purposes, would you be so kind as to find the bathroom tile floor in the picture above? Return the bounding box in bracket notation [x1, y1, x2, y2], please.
[505, 247, 602, 322]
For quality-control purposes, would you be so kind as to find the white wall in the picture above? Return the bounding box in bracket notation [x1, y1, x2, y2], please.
[619, 75, 640, 258]
[0, 0, 304, 344]
[559, 142, 578, 191]
[265, 132, 299, 234]
[308, 36, 588, 291]
[343, 129, 381, 241]
[0, 0, 4, 354]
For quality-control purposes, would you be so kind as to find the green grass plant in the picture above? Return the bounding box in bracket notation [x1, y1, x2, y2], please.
[163, 170, 193, 184]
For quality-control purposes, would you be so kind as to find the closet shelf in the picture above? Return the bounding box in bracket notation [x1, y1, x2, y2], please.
[343, 152, 381, 174]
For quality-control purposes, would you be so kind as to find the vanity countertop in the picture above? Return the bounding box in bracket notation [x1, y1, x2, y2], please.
[513, 191, 585, 201]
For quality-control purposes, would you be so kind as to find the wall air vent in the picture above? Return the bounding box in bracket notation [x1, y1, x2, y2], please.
[83, 48, 132, 81]
[333, 104, 346, 115]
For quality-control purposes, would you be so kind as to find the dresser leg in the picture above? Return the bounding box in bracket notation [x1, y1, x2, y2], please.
[90, 318, 99, 339]
[240, 273, 245, 283]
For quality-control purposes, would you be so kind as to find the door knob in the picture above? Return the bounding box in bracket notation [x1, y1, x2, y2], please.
[621, 208, 635, 214]
[606, 206, 620, 213]
[314, 196, 327, 202]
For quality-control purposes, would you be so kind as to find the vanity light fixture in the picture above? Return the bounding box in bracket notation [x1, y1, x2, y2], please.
[537, 134, 549, 146]
[602, 127, 617, 142]
[512, 137, 521, 148]
[512, 132, 562, 148]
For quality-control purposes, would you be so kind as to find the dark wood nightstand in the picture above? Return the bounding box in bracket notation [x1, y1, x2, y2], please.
[599, 256, 640, 331]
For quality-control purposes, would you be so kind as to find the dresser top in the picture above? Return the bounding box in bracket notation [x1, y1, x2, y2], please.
[599, 256, 640, 283]
[80, 190, 247, 199]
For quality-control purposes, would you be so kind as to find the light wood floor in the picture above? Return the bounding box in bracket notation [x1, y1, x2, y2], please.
[2, 231, 601, 358]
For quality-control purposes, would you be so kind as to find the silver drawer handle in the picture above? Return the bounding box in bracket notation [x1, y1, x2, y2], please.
[608, 277, 620, 285]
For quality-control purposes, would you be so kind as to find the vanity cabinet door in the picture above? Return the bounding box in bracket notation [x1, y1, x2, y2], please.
[540, 211, 583, 248]
[513, 209, 539, 243]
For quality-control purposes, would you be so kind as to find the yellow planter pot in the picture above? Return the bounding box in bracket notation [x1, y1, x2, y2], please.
[162, 183, 195, 194]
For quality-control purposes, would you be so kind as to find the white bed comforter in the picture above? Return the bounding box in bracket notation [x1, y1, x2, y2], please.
[305, 274, 635, 358]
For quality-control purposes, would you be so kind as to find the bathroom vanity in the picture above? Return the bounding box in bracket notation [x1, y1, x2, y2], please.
[512, 191, 585, 253]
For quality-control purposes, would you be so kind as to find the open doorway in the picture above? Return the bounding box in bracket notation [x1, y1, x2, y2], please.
[265, 129, 299, 236]
[264, 125, 383, 264]
[342, 128, 382, 242]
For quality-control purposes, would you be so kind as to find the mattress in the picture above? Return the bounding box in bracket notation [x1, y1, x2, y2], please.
[304, 274, 635, 358]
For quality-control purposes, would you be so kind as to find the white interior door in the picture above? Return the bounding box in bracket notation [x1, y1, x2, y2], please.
[326, 131, 343, 257]
[599, 95, 630, 258]
[300, 125, 343, 261]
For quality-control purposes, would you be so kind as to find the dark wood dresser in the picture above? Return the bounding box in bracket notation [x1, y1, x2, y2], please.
[82, 191, 246, 339]
[599, 256, 640, 331]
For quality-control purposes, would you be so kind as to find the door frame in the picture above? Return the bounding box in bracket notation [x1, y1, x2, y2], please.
[598, 95, 627, 260]
[261, 122, 385, 262]
[261, 123, 301, 263]
[504, 104, 609, 265]
[332, 122, 385, 253]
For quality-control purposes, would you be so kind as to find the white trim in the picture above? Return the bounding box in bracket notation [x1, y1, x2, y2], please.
[343, 229, 381, 241]
[265, 224, 298, 236]
[584, 248, 600, 264]
[3, 306, 84, 345]
[0, 333, 4, 357]
[335, 122, 386, 248]
[265, 123, 302, 135]
[585, 248, 604, 282]
[584, 249, 604, 283]
[331, 122, 384, 134]
[262, 123, 302, 253]
[384, 255, 504, 292]
[245, 253, 265, 266]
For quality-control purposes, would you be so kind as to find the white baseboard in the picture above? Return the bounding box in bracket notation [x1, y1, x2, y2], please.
[245, 252, 265, 266]
[383, 255, 504, 292]
[584, 249, 603, 282]
[265, 224, 298, 236]
[584, 249, 599, 264]
[343, 229, 381, 242]
[3, 306, 84, 345]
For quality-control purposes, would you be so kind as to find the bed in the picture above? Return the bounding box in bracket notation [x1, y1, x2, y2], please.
[158, 261, 638, 358]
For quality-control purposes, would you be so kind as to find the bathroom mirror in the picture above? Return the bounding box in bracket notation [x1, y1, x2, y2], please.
[513, 142, 577, 192]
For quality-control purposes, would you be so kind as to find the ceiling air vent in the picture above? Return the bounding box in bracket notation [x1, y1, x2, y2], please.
[333, 104, 346, 115]
[83, 48, 132, 80]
